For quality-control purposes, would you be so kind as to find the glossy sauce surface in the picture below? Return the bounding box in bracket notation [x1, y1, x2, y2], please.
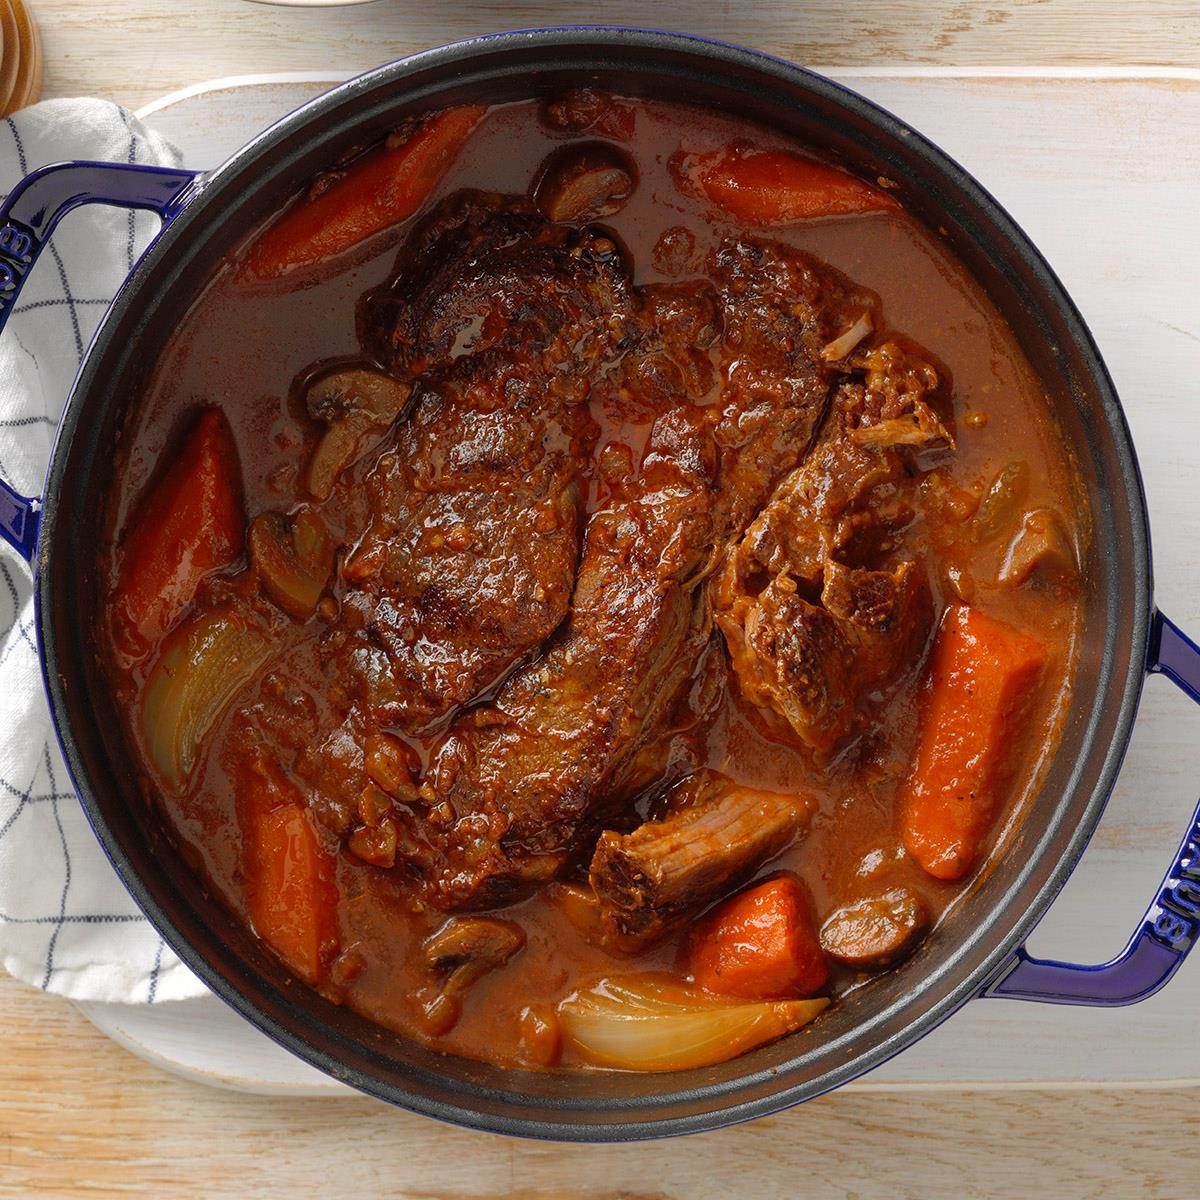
[102, 97, 1082, 1069]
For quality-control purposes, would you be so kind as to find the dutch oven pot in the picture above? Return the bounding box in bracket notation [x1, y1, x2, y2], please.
[1, 28, 1199, 1140]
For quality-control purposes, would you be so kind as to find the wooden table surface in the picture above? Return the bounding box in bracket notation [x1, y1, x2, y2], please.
[4, 2, 1200, 1196]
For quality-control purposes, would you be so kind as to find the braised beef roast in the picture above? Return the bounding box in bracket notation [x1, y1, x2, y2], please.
[104, 94, 1079, 1072]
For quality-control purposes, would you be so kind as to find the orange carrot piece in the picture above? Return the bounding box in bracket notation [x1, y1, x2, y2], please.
[112, 409, 243, 660]
[690, 875, 829, 1001]
[240, 105, 485, 281]
[690, 147, 897, 225]
[241, 757, 338, 984]
[901, 604, 1047, 882]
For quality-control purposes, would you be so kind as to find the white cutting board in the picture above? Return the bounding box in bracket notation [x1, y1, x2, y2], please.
[76, 69, 1200, 1097]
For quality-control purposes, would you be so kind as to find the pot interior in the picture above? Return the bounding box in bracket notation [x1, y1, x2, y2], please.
[36, 30, 1150, 1138]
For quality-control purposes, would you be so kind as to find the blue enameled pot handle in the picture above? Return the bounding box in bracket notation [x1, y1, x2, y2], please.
[0, 160, 200, 561]
[983, 610, 1200, 1005]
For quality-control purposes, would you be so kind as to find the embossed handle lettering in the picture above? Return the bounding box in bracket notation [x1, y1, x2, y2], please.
[984, 610, 1200, 1006]
[0, 220, 34, 307]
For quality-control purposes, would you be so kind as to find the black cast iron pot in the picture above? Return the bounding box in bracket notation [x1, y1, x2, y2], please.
[2, 28, 1200, 1140]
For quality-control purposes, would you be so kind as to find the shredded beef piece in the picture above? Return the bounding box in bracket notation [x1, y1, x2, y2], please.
[708, 238, 875, 537]
[589, 770, 812, 949]
[715, 341, 947, 754]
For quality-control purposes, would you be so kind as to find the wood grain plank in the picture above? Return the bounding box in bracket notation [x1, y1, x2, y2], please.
[1, 973, 1196, 1200]
[28, 0, 1200, 110]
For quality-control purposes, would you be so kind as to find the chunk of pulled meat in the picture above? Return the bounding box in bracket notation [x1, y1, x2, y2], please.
[715, 341, 945, 754]
[264, 218, 943, 913]
[707, 237, 878, 536]
[722, 577, 858, 755]
[589, 771, 813, 950]
[997, 507, 1079, 591]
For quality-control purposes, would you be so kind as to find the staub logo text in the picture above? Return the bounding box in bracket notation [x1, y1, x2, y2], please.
[1150, 818, 1200, 951]
[0, 222, 34, 300]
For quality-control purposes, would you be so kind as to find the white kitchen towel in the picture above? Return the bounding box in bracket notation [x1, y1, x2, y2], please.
[0, 99, 205, 1002]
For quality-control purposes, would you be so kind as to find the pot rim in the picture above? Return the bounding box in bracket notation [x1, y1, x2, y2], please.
[34, 26, 1152, 1140]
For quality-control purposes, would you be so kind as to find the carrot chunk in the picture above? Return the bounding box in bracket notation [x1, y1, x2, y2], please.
[240, 757, 337, 984]
[112, 409, 243, 659]
[901, 604, 1047, 881]
[685, 146, 897, 225]
[690, 875, 829, 1001]
[239, 105, 485, 281]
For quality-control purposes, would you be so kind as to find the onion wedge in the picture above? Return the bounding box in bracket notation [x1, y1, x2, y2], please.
[558, 975, 828, 1071]
[141, 604, 278, 789]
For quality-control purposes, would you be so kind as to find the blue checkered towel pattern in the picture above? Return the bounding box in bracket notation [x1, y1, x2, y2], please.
[0, 100, 203, 1002]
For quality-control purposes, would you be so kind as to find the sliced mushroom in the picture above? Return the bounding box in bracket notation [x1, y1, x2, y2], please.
[533, 142, 637, 224]
[416, 917, 526, 1036]
[249, 508, 335, 620]
[303, 368, 411, 501]
[423, 917, 526, 984]
[819, 886, 929, 970]
[998, 507, 1079, 590]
